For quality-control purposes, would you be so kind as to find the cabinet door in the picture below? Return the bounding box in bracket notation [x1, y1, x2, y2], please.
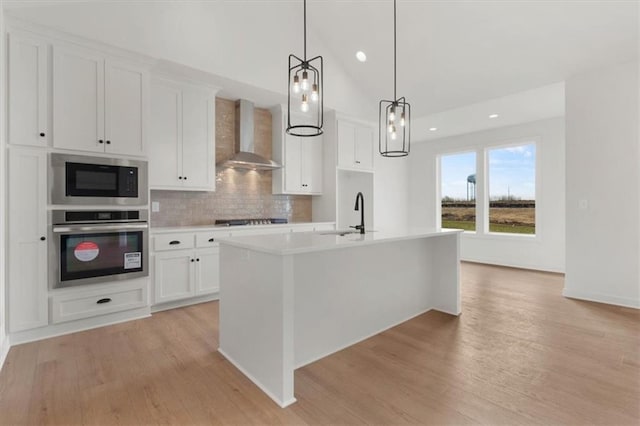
[104, 60, 146, 156]
[149, 80, 183, 188]
[182, 88, 215, 190]
[8, 32, 49, 147]
[8, 149, 48, 332]
[301, 136, 323, 194]
[154, 251, 194, 304]
[195, 248, 220, 295]
[53, 45, 105, 152]
[284, 134, 302, 192]
[354, 125, 374, 170]
[337, 120, 356, 168]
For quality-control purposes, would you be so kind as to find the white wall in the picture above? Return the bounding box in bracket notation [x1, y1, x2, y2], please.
[564, 61, 640, 309]
[408, 117, 566, 272]
[0, 4, 9, 367]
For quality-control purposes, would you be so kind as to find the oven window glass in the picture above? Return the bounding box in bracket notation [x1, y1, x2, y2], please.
[60, 231, 144, 282]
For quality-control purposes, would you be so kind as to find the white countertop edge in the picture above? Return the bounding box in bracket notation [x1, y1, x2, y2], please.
[150, 222, 336, 234]
[217, 228, 463, 256]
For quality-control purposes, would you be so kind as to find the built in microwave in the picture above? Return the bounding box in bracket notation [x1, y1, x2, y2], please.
[50, 153, 148, 206]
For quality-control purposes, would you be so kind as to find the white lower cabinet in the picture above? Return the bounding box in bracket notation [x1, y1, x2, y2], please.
[153, 243, 220, 304]
[154, 251, 195, 304]
[51, 281, 147, 324]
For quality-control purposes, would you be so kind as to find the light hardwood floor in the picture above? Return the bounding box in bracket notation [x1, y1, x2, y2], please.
[0, 262, 638, 425]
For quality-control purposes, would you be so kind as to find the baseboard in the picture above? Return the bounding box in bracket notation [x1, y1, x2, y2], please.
[563, 288, 640, 309]
[218, 348, 297, 408]
[462, 258, 565, 274]
[151, 293, 218, 313]
[0, 332, 10, 372]
[10, 306, 151, 346]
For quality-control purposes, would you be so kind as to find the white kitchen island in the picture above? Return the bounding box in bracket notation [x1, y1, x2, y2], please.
[217, 228, 462, 407]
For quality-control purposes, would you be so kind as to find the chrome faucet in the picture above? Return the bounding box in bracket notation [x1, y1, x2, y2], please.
[350, 192, 365, 234]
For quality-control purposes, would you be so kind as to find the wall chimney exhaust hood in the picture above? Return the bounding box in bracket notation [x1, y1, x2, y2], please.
[218, 99, 282, 170]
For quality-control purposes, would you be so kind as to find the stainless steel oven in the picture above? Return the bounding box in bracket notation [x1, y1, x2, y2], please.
[49, 210, 149, 288]
[50, 153, 148, 206]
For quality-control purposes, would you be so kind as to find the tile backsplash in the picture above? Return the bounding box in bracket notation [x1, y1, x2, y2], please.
[150, 98, 312, 227]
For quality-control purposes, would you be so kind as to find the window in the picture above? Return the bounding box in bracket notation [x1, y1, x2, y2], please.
[488, 143, 536, 234]
[440, 152, 476, 231]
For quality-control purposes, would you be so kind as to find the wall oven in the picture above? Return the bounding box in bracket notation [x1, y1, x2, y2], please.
[50, 210, 149, 288]
[50, 153, 148, 206]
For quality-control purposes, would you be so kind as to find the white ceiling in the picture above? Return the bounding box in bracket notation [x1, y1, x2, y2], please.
[308, 0, 638, 116]
[4, 0, 638, 139]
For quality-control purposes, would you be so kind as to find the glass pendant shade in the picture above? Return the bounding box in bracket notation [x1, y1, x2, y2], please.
[287, 0, 324, 137]
[378, 0, 410, 157]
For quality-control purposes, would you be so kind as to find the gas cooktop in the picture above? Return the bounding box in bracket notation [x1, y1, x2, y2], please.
[215, 218, 288, 226]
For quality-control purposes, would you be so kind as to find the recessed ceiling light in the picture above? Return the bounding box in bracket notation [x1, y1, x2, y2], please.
[429, 127, 438, 131]
[489, 114, 499, 119]
[356, 51, 367, 62]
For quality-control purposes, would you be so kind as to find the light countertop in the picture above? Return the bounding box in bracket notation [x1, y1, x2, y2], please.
[150, 222, 335, 234]
[217, 228, 463, 255]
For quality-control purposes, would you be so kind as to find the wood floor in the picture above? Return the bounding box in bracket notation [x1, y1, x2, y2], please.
[0, 262, 638, 425]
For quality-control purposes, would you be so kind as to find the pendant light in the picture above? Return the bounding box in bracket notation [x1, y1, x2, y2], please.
[287, 0, 324, 137]
[379, 0, 411, 157]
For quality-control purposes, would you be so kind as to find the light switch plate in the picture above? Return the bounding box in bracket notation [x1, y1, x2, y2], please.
[151, 201, 160, 212]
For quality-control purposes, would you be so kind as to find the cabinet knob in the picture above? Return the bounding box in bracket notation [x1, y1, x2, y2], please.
[178, 176, 183, 180]
[96, 298, 112, 304]
[196, 258, 200, 262]
[355, 160, 361, 164]
[39, 132, 45, 137]
[190, 259, 195, 262]
[169, 240, 181, 245]
[99, 139, 104, 144]
[208, 238, 215, 242]
[40, 236, 46, 241]
[183, 176, 187, 180]
[106, 140, 111, 145]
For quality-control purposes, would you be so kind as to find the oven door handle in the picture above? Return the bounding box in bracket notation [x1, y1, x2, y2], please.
[52, 223, 149, 233]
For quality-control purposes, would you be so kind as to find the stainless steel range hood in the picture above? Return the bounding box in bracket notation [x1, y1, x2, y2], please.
[218, 99, 282, 170]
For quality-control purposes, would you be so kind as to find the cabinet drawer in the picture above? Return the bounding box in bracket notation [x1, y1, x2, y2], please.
[154, 233, 195, 251]
[51, 283, 147, 324]
[196, 232, 223, 248]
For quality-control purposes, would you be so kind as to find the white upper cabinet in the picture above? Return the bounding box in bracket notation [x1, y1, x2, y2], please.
[337, 119, 374, 171]
[53, 43, 147, 156]
[149, 77, 216, 191]
[272, 105, 323, 195]
[181, 88, 215, 189]
[104, 61, 147, 156]
[149, 80, 182, 187]
[8, 31, 49, 147]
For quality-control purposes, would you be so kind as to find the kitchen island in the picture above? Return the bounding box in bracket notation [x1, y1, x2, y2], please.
[217, 228, 462, 407]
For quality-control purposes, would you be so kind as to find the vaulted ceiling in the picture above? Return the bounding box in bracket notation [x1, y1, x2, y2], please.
[4, 0, 638, 138]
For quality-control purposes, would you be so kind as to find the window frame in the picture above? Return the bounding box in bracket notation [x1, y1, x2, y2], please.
[437, 137, 541, 241]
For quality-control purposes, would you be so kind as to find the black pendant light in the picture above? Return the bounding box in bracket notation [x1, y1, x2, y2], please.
[379, 0, 410, 157]
[287, 0, 323, 137]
